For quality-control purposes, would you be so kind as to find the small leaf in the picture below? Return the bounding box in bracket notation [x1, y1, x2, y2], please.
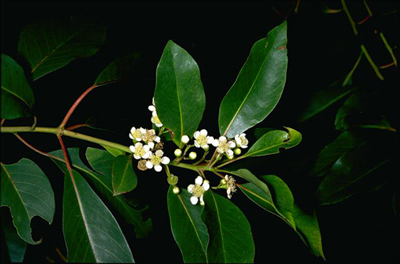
[316, 142, 392, 205]
[94, 53, 141, 86]
[112, 155, 137, 196]
[244, 127, 302, 157]
[202, 191, 255, 263]
[219, 21, 288, 138]
[297, 84, 356, 123]
[63, 169, 134, 263]
[1, 54, 34, 119]
[1, 210, 27, 262]
[293, 205, 325, 259]
[0, 159, 55, 245]
[50, 148, 152, 238]
[167, 186, 209, 263]
[18, 17, 106, 80]
[102, 145, 125, 157]
[154, 40, 206, 147]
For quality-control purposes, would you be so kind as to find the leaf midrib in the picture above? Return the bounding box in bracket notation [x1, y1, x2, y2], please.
[113, 156, 131, 194]
[170, 46, 184, 146]
[245, 133, 291, 157]
[1, 86, 32, 109]
[210, 192, 227, 262]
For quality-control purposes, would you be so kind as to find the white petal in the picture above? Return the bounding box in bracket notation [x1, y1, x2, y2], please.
[194, 131, 200, 139]
[129, 133, 134, 139]
[225, 175, 229, 181]
[207, 136, 214, 144]
[152, 97, 155, 105]
[161, 156, 170, 164]
[219, 136, 226, 142]
[195, 176, 203, 185]
[200, 129, 208, 136]
[135, 137, 142, 142]
[148, 142, 154, 149]
[130, 127, 136, 133]
[194, 141, 200, 148]
[212, 139, 220, 147]
[228, 141, 236, 148]
[201, 144, 209, 149]
[129, 145, 135, 153]
[187, 184, 195, 193]
[133, 154, 141, 160]
[202, 181, 210, 191]
[140, 128, 146, 134]
[216, 147, 223, 154]
[142, 152, 150, 159]
[146, 161, 153, 169]
[235, 134, 240, 141]
[154, 165, 162, 172]
[148, 105, 156, 112]
[156, 123, 163, 128]
[226, 149, 234, 157]
[190, 196, 199, 205]
[200, 195, 204, 204]
[152, 111, 157, 117]
[227, 187, 231, 195]
[155, 150, 164, 157]
[135, 142, 142, 148]
[154, 136, 161, 143]
[144, 145, 150, 151]
[241, 145, 248, 149]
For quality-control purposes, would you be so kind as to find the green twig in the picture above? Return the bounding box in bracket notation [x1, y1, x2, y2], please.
[361, 44, 385, 80]
[342, 50, 363, 87]
[380, 32, 397, 67]
[341, 0, 358, 35]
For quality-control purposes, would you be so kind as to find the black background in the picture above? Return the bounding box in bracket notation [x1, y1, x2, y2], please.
[1, 1, 398, 263]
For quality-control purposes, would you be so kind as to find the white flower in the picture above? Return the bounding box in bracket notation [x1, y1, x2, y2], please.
[181, 135, 190, 144]
[141, 129, 160, 149]
[224, 175, 237, 199]
[187, 176, 210, 205]
[193, 129, 214, 149]
[146, 150, 170, 172]
[129, 127, 146, 141]
[129, 142, 151, 160]
[214, 136, 236, 157]
[235, 133, 249, 149]
[149, 97, 163, 128]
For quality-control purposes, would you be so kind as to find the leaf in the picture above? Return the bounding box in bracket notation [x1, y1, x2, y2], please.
[219, 21, 288, 138]
[94, 53, 141, 86]
[310, 131, 365, 177]
[102, 145, 125, 157]
[50, 148, 152, 238]
[112, 155, 137, 196]
[297, 84, 356, 123]
[222, 169, 272, 197]
[0, 159, 55, 245]
[316, 142, 392, 205]
[244, 127, 302, 157]
[202, 191, 255, 263]
[253, 127, 276, 139]
[167, 186, 209, 263]
[18, 17, 106, 80]
[154, 40, 206, 147]
[292, 205, 325, 259]
[63, 169, 134, 263]
[1, 54, 34, 119]
[1, 210, 27, 262]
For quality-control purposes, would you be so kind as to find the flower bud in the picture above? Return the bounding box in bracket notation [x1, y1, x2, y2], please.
[181, 135, 190, 144]
[234, 148, 241, 155]
[174, 149, 182, 157]
[173, 186, 180, 194]
[189, 151, 197, 160]
[227, 154, 234, 160]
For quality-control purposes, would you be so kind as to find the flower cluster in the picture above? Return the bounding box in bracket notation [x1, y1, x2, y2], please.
[129, 127, 170, 172]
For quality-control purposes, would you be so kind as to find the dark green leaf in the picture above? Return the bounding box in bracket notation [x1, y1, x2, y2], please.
[63, 169, 134, 263]
[18, 17, 106, 80]
[202, 191, 255, 263]
[298, 84, 356, 123]
[293, 205, 325, 259]
[94, 53, 141, 86]
[1, 54, 34, 119]
[0, 159, 55, 244]
[112, 155, 137, 196]
[1, 210, 27, 262]
[310, 131, 365, 177]
[219, 21, 288, 138]
[244, 127, 302, 157]
[167, 186, 209, 263]
[50, 148, 152, 238]
[102, 145, 125, 157]
[316, 143, 391, 205]
[253, 127, 276, 139]
[155, 40, 206, 147]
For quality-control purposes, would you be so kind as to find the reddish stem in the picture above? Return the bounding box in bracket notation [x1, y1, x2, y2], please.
[0, 119, 5, 126]
[14, 133, 62, 161]
[65, 123, 89, 131]
[59, 84, 98, 128]
[57, 135, 74, 180]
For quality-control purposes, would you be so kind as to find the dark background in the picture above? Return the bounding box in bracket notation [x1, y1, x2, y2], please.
[1, 1, 398, 263]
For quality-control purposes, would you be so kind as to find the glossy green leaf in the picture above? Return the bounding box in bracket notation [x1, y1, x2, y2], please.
[292, 205, 325, 259]
[0, 159, 55, 245]
[112, 155, 137, 196]
[63, 169, 134, 263]
[253, 127, 275, 139]
[298, 84, 356, 123]
[310, 131, 364, 177]
[1, 210, 27, 262]
[244, 127, 302, 157]
[202, 191, 255, 263]
[102, 145, 125, 157]
[219, 21, 288, 138]
[167, 186, 209, 263]
[222, 169, 271, 197]
[1, 54, 34, 119]
[18, 17, 106, 80]
[50, 148, 152, 238]
[95, 53, 141, 86]
[154, 40, 206, 147]
[316, 143, 392, 205]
